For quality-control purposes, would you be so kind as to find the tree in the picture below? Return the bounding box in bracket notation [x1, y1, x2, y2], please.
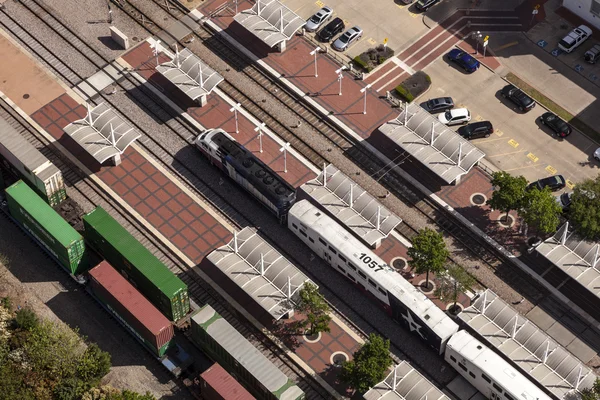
[296, 283, 331, 336]
[487, 171, 528, 221]
[581, 378, 600, 400]
[520, 187, 562, 235]
[407, 228, 449, 288]
[340, 333, 393, 394]
[569, 176, 600, 241]
[76, 343, 111, 385]
[435, 264, 475, 314]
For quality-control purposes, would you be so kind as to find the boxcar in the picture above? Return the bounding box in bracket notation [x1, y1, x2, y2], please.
[5, 180, 87, 275]
[87, 261, 174, 357]
[190, 305, 305, 400]
[198, 363, 255, 400]
[82, 206, 189, 321]
[0, 117, 66, 206]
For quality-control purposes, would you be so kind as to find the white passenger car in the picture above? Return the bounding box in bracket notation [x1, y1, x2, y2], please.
[558, 25, 592, 53]
[445, 331, 552, 400]
[438, 108, 471, 126]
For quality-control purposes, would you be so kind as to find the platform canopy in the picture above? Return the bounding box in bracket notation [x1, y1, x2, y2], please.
[156, 48, 223, 101]
[63, 103, 141, 164]
[378, 104, 485, 184]
[301, 164, 402, 248]
[234, 0, 305, 48]
[459, 289, 596, 399]
[206, 227, 312, 320]
[363, 361, 449, 400]
[536, 222, 600, 299]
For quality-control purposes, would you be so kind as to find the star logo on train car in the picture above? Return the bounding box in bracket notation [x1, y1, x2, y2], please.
[403, 310, 425, 339]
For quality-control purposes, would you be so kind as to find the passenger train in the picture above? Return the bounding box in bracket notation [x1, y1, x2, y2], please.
[194, 129, 555, 400]
[195, 128, 296, 223]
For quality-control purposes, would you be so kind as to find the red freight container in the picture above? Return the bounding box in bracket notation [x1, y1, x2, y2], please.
[88, 261, 174, 357]
[199, 363, 255, 400]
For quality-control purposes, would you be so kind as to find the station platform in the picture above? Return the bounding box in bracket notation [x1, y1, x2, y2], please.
[0, 29, 364, 397]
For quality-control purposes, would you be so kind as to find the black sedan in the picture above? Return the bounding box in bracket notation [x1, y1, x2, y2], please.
[501, 84, 535, 112]
[422, 97, 454, 113]
[527, 175, 566, 192]
[540, 112, 572, 138]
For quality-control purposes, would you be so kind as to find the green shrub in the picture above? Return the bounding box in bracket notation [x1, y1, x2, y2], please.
[425, 73, 432, 83]
[353, 55, 373, 72]
[1, 297, 12, 311]
[378, 56, 386, 65]
[15, 308, 39, 331]
[395, 85, 414, 103]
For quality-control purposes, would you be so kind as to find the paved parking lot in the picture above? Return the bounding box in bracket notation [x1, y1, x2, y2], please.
[283, 0, 428, 57]
[423, 55, 600, 190]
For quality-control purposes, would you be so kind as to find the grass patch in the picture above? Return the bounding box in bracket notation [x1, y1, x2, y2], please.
[505, 72, 600, 142]
[394, 71, 431, 103]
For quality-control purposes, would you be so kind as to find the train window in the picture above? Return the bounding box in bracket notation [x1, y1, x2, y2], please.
[492, 384, 502, 393]
[458, 363, 467, 372]
[368, 279, 376, 288]
[348, 275, 356, 282]
[292, 223, 298, 230]
[328, 246, 337, 255]
[449, 355, 456, 363]
[348, 263, 357, 271]
[377, 288, 387, 296]
[505, 394, 514, 400]
[299, 230, 307, 237]
[469, 372, 476, 379]
[482, 374, 491, 383]
[339, 254, 347, 263]
[309, 237, 314, 243]
[318, 238, 327, 246]
[358, 271, 366, 279]
[338, 266, 345, 274]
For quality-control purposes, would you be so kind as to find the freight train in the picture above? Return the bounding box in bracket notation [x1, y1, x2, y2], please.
[194, 129, 557, 400]
[195, 129, 296, 223]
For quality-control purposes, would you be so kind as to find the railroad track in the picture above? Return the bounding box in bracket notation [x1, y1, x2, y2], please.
[0, 3, 334, 398]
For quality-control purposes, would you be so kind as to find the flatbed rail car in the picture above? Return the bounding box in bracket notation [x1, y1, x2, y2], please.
[195, 129, 296, 223]
[3, 180, 88, 278]
[82, 206, 189, 322]
[87, 261, 193, 377]
[190, 305, 305, 400]
[0, 116, 66, 206]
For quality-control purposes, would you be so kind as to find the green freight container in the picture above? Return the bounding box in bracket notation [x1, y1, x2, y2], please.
[5, 180, 88, 275]
[82, 206, 189, 321]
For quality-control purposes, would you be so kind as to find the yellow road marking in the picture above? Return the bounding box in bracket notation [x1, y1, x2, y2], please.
[487, 149, 523, 158]
[495, 129, 504, 137]
[566, 180, 575, 189]
[315, 0, 324, 7]
[409, 12, 418, 18]
[344, 19, 350, 26]
[475, 115, 484, 122]
[367, 37, 376, 45]
[504, 164, 545, 172]
[508, 139, 519, 148]
[527, 152, 539, 162]
[545, 165, 557, 174]
[493, 41, 519, 51]
[477, 137, 508, 143]
[396, 4, 405, 9]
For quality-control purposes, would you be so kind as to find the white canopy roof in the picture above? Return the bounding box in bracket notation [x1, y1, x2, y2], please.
[378, 104, 485, 184]
[234, 0, 305, 48]
[63, 103, 141, 163]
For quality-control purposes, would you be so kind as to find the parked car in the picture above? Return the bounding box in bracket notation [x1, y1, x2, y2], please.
[317, 17, 345, 42]
[457, 121, 494, 139]
[558, 25, 592, 53]
[527, 175, 566, 192]
[305, 6, 333, 32]
[447, 49, 480, 73]
[422, 97, 454, 113]
[584, 44, 600, 64]
[555, 192, 572, 211]
[501, 84, 536, 112]
[539, 112, 572, 138]
[594, 148, 600, 161]
[438, 108, 471, 125]
[332, 26, 363, 51]
[415, 0, 442, 11]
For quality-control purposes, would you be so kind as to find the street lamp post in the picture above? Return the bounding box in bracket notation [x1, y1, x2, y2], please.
[475, 31, 482, 54]
[335, 66, 348, 96]
[254, 122, 266, 153]
[309, 47, 322, 78]
[229, 102, 241, 134]
[359, 84, 372, 115]
[279, 142, 291, 173]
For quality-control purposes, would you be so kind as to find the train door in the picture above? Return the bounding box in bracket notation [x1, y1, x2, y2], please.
[323, 251, 332, 265]
[490, 392, 501, 400]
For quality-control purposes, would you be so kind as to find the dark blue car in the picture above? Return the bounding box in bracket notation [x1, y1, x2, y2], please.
[447, 49, 480, 73]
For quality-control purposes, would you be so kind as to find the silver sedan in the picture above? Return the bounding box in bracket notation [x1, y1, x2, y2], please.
[332, 26, 363, 52]
[305, 6, 333, 32]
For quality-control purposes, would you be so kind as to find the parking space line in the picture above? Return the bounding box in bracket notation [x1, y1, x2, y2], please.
[486, 149, 523, 158]
[566, 180, 575, 189]
[527, 152, 539, 162]
[478, 137, 509, 143]
[504, 164, 545, 172]
[494, 129, 504, 137]
[545, 165, 557, 174]
[475, 115, 484, 121]
[508, 139, 519, 148]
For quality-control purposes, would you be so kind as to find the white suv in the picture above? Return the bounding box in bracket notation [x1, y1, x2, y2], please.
[558, 25, 592, 53]
[438, 108, 471, 126]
